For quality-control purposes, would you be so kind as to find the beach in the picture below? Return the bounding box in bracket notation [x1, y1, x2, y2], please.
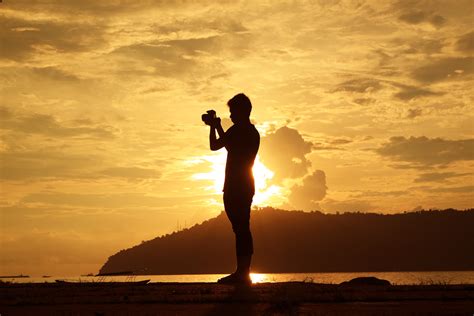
[1, 281, 473, 315]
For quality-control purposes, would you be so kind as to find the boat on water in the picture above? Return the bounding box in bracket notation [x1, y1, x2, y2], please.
[0, 274, 30, 278]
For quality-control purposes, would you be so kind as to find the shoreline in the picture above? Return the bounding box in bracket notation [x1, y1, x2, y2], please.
[1, 282, 473, 315]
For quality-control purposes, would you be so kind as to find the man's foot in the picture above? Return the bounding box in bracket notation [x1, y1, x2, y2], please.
[217, 272, 252, 285]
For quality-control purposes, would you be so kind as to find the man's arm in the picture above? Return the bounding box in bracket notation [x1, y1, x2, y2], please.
[210, 119, 226, 151]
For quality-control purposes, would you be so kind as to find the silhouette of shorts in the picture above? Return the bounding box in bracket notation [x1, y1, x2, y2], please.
[223, 190, 254, 256]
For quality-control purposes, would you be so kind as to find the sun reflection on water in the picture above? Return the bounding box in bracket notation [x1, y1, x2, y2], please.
[250, 273, 267, 284]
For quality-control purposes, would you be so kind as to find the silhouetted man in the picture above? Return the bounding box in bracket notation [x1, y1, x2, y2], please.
[206, 93, 260, 284]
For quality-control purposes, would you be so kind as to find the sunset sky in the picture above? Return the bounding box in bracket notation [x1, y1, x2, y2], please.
[1, 0, 473, 275]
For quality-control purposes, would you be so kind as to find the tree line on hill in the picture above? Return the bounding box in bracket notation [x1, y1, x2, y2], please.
[99, 208, 474, 275]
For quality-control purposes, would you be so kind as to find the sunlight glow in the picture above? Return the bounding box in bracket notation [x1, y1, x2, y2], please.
[250, 273, 266, 284]
[191, 153, 280, 205]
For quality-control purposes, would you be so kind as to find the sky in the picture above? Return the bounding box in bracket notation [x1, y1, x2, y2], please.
[0, 0, 473, 276]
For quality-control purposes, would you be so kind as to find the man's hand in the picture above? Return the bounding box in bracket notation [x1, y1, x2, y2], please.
[211, 117, 221, 128]
[209, 116, 225, 151]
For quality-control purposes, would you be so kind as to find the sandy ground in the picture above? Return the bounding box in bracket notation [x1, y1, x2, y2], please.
[1, 282, 473, 315]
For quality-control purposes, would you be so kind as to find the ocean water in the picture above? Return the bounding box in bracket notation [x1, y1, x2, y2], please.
[4, 271, 474, 285]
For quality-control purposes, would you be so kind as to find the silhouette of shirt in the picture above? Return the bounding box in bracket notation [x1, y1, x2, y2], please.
[223, 122, 260, 195]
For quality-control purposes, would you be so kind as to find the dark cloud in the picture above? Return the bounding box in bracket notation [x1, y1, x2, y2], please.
[0, 15, 105, 61]
[32, 66, 80, 81]
[456, 31, 474, 53]
[339, 78, 442, 101]
[329, 138, 352, 145]
[352, 98, 375, 105]
[154, 18, 248, 35]
[0, 150, 102, 180]
[112, 33, 251, 77]
[427, 185, 474, 193]
[430, 15, 446, 27]
[0, 107, 116, 139]
[412, 57, 474, 83]
[0, 147, 161, 181]
[259, 126, 312, 182]
[394, 84, 442, 100]
[334, 78, 382, 93]
[406, 108, 422, 119]
[401, 38, 443, 55]
[376, 136, 474, 167]
[351, 190, 407, 198]
[99, 167, 161, 179]
[0, 229, 106, 268]
[288, 170, 327, 211]
[414, 172, 471, 183]
[5, 0, 206, 16]
[387, 163, 433, 170]
[21, 191, 209, 208]
[398, 10, 445, 27]
[399, 11, 426, 24]
[312, 143, 344, 151]
[390, 82, 444, 101]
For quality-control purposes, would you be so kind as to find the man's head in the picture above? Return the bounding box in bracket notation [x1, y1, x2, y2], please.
[227, 93, 252, 124]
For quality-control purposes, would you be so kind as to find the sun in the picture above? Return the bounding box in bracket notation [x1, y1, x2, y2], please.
[191, 152, 280, 205]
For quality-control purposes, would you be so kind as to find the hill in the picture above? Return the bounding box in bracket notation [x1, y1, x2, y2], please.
[99, 208, 474, 275]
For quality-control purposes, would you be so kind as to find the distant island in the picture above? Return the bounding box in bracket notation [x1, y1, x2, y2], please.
[99, 208, 474, 275]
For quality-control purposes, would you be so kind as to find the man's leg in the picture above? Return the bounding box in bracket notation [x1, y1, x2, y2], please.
[219, 191, 253, 284]
[234, 201, 253, 275]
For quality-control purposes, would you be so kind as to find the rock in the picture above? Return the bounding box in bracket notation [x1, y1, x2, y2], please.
[339, 276, 391, 286]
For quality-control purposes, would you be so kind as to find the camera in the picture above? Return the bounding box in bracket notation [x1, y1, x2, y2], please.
[202, 110, 217, 125]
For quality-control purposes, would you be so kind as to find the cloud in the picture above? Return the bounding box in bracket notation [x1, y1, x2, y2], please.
[414, 172, 471, 183]
[99, 167, 161, 179]
[115, 36, 220, 57]
[111, 33, 251, 78]
[287, 170, 327, 211]
[352, 98, 375, 105]
[310, 137, 353, 151]
[399, 11, 426, 24]
[0, 107, 116, 139]
[0, 150, 103, 180]
[394, 84, 442, 101]
[456, 31, 474, 53]
[21, 192, 210, 208]
[0, 148, 163, 181]
[329, 138, 352, 145]
[411, 57, 474, 83]
[0, 230, 106, 267]
[0, 15, 105, 61]
[312, 144, 344, 151]
[154, 18, 248, 36]
[398, 10, 445, 27]
[402, 38, 444, 55]
[406, 108, 422, 119]
[351, 190, 407, 198]
[334, 78, 382, 93]
[32, 66, 80, 81]
[335, 77, 443, 101]
[5, 0, 199, 16]
[259, 126, 312, 182]
[376, 136, 474, 167]
[427, 185, 474, 193]
[429, 15, 446, 27]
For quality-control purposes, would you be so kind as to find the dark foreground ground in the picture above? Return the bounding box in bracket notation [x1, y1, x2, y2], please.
[1, 282, 474, 315]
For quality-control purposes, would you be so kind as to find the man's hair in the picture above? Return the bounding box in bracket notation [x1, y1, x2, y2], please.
[227, 93, 252, 117]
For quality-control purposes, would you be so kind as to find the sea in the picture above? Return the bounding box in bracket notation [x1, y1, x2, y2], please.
[4, 271, 474, 285]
